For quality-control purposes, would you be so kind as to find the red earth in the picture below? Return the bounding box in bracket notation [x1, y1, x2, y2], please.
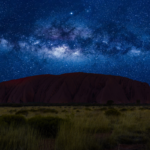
[0, 72, 150, 104]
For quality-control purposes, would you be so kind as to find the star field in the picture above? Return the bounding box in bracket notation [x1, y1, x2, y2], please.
[0, 0, 150, 84]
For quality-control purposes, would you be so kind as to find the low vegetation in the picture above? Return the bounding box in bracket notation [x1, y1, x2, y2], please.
[0, 106, 150, 149]
[28, 116, 65, 137]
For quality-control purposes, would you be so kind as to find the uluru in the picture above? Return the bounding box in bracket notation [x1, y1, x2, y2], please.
[0, 72, 150, 104]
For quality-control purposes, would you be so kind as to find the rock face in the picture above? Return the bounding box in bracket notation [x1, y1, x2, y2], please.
[0, 72, 150, 104]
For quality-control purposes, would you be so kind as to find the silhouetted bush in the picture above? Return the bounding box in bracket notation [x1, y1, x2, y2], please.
[10, 104, 23, 107]
[28, 116, 65, 137]
[106, 100, 114, 106]
[136, 100, 141, 105]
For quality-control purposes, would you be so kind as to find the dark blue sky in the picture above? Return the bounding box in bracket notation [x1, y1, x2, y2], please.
[0, 0, 150, 84]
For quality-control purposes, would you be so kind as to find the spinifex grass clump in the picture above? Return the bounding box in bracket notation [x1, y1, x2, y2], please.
[120, 108, 128, 111]
[29, 108, 58, 114]
[8, 109, 16, 113]
[15, 109, 28, 116]
[0, 115, 26, 126]
[85, 107, 91, 111]
[105, 108, 121, 116]
[56, 122, 101, 150]
[100, 107, 107, 111]
[28, 116, 65, 137]
[38, 108, 58, 113]
[62, 109, 68, 112]
[0, 126, 38, 150]
[76, 114, 111, 133]
[56, 114, 115, 150]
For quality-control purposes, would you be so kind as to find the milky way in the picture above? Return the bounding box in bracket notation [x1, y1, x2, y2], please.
[0, 0, 150, 84]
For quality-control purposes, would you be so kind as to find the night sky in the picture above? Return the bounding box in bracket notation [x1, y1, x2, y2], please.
[0, 0, 150, 84]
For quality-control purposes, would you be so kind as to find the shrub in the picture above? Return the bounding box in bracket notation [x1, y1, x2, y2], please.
[15, 110, 28, 116]
[28, 116, 65, 137]
[8, 109, 17, 113]
[105, 109, 121, 116]
[139, 107, 145, 110]
[100, 107, 107, 111]
[42, 108, 58, 113]
[29, 109, 37, 112]
[85, 107, 91, 111]
[0, 115, 26, 127]
[120, 108, 128, 111]
[62, 110, 68, 113]
[129, 108, 135, 111]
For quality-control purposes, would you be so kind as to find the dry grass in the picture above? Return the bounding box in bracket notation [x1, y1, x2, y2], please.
[0, 106, 150, 149]
[0, 125, 38, 150]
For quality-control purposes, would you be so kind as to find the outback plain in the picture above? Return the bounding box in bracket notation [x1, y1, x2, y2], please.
[0, 105, 150, 150]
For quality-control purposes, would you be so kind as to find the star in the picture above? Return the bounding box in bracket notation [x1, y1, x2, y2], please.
[70, 12, 74, 15]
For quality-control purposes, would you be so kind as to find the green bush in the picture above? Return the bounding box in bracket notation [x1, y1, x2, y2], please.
[28, 116, 65, 137]
[105, 109, 121, 116]
[0, 115, 26, 126]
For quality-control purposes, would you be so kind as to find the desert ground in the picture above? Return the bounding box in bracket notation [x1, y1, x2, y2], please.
[0, 105, 150, 150]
